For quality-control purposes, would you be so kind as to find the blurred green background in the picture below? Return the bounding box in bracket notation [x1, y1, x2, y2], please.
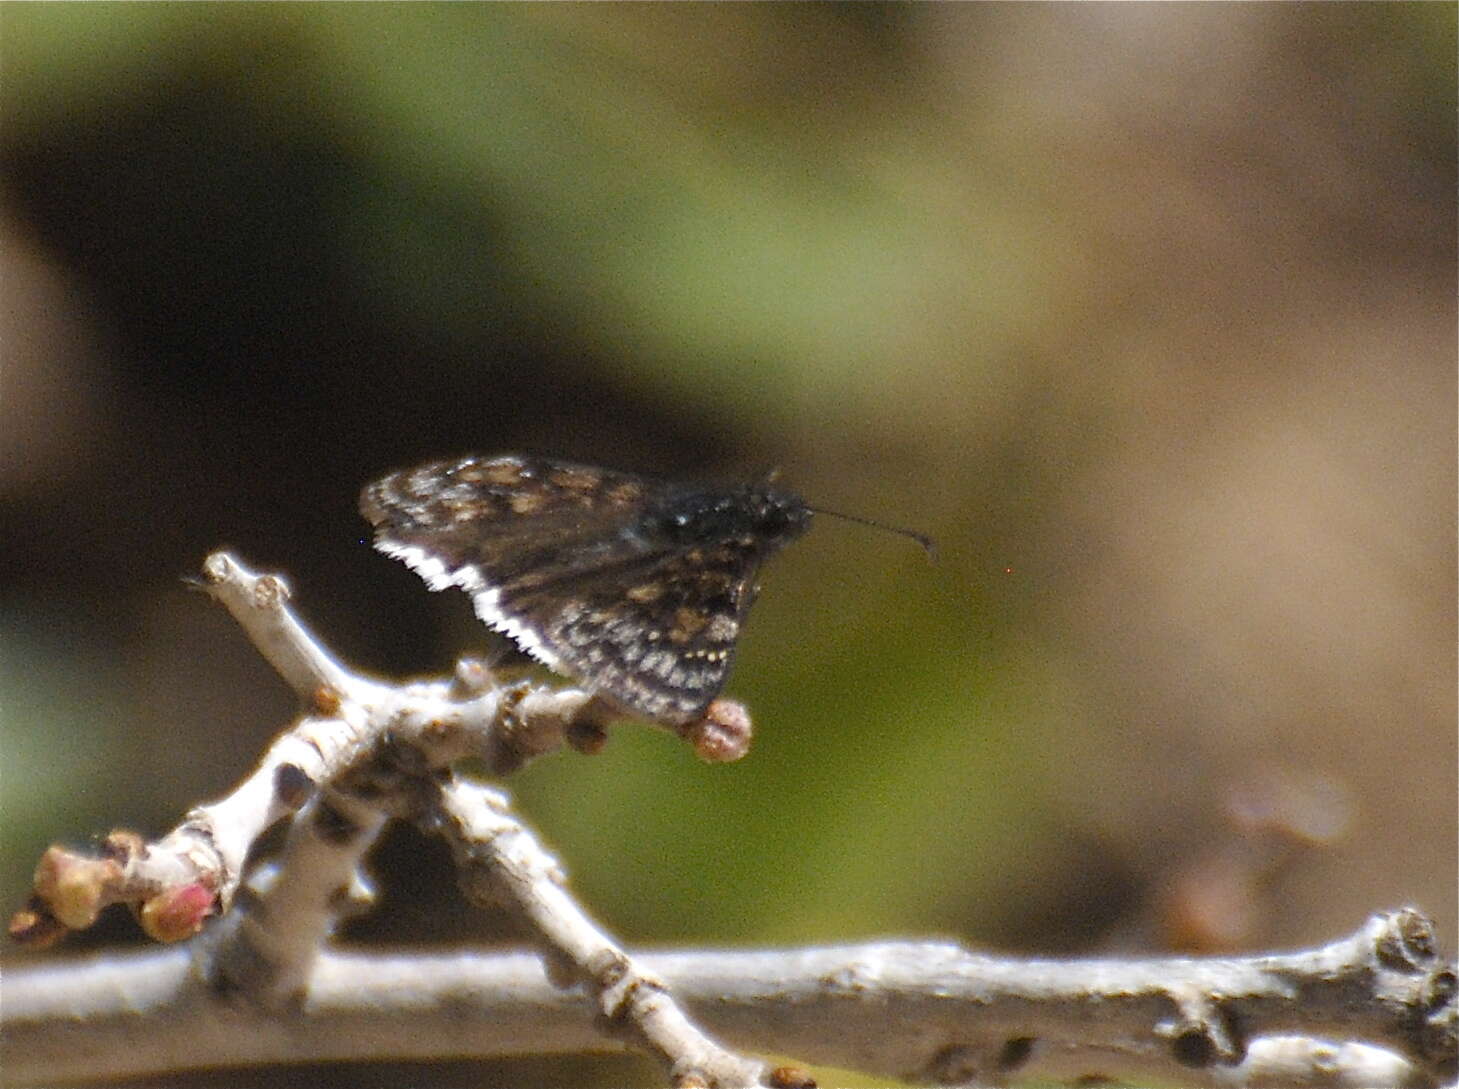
[2, 5, 1454, 1086]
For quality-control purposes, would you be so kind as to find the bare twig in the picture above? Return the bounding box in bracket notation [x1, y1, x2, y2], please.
[9, 552, 768, 1088]
[5, 911, 1453, 1086]
[434, 778, 769, 1087]
[6, 552, 1455, 1088]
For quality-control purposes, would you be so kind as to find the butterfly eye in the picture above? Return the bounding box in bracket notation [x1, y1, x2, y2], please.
[758, 507, 790, 533]
[755, 497, 812, 542]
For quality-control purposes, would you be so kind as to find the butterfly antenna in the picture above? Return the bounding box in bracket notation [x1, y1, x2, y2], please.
[808, 506, 938, 563]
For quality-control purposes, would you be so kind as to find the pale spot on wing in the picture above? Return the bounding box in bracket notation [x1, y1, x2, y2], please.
[459, 457, 527, 486]
[548, 466, 602, 491]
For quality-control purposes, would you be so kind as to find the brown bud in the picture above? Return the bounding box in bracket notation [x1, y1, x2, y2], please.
[9, 901, 68, 947]
[100, 829, 146, 864]
[684, 699, 752, 763]
[34, 848, 120, 930]
[769, 1065, 817, 1088]
[313, 686, 342, 715]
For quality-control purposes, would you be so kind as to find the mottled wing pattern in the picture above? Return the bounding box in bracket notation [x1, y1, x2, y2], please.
[360, 454, 658, 669]
[496, 542, 762, 724]
[360, 453, 771, 723]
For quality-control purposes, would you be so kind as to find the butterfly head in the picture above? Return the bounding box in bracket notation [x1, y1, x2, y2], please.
[743, 482, 814, 549]
[649, 482, 812, 555]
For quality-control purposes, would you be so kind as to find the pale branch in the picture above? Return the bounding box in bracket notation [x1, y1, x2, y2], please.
[197, 551, 357, 700]
[5, 551, 1455, 1088]
[10, 553, 611, 945]
[4, 910, 1454, 1087]
[8, 551, 770, 1088]
[200, 790, 386, 1006]
[432, 778, 768, 1088]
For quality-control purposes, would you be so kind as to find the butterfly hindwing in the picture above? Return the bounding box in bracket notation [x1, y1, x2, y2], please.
[486, 543, 761, 724]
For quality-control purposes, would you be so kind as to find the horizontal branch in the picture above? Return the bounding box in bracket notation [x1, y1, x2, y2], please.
[5, 910, 1453, 1087]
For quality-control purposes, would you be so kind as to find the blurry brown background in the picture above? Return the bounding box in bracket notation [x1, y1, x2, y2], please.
[2, 6, 1454, 1087]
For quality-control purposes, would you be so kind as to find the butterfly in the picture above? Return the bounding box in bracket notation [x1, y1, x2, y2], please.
[360, 454, 816, 725]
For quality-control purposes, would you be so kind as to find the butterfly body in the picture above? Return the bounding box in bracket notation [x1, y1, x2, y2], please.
[360, 454, 811, 725]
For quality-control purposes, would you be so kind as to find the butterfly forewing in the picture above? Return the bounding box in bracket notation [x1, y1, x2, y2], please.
[360, 453, 811, 724]
[360, 455, 655, 591]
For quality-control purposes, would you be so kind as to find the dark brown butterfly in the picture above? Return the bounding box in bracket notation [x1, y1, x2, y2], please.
[360, 454, 816, 725]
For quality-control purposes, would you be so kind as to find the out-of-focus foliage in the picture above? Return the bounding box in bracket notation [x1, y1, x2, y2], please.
[2, 5, 1454, 1086]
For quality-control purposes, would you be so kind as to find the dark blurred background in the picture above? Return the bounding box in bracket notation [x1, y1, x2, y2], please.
[2, 5, 1454, 1086]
